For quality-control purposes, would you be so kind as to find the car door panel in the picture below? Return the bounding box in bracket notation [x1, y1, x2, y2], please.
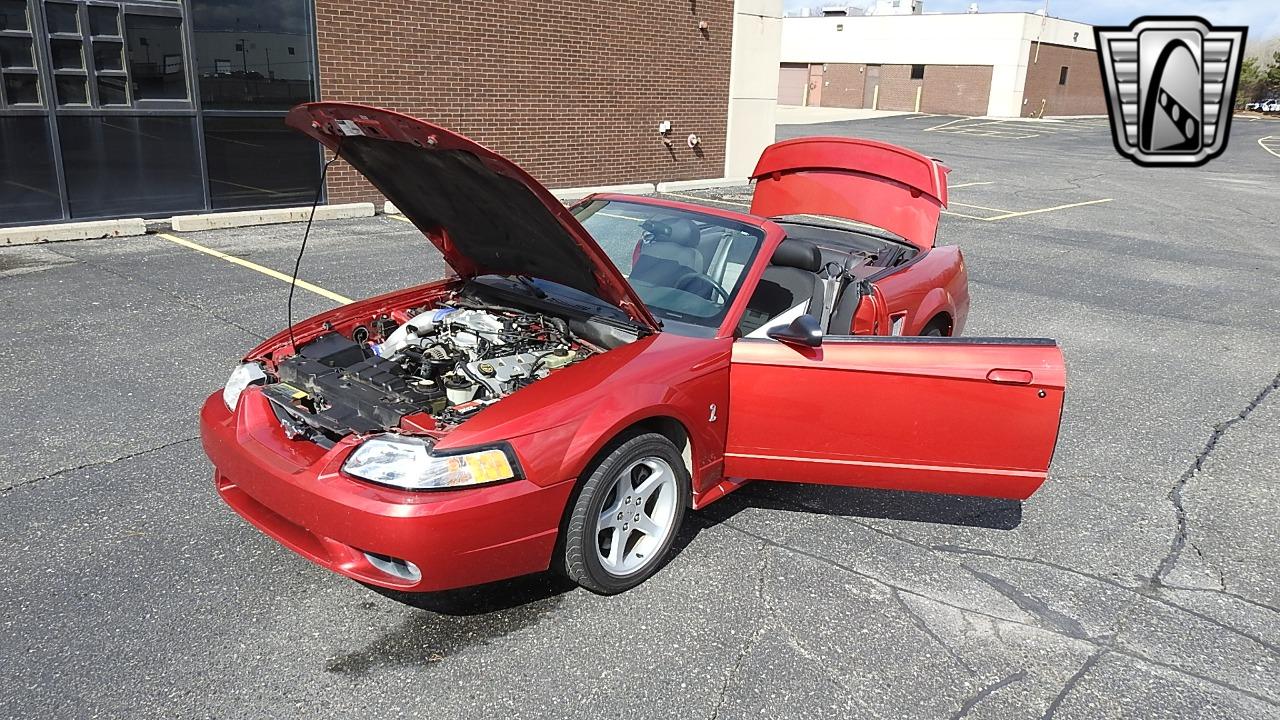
[724, 336, 1065, 500]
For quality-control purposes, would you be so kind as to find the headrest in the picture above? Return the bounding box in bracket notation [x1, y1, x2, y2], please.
[645, 217, 702, 247]
[771, 239, 822, 272]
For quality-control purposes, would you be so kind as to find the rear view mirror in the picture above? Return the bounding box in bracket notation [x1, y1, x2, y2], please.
[767, 314, 823, 348]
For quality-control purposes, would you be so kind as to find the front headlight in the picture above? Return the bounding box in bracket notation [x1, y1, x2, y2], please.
[223, 362, 267, 410]
[342, 435, 519, 491]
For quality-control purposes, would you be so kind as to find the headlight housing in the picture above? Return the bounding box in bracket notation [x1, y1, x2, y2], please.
[342, 434, 519, 491]
[223, 362, 267, 410]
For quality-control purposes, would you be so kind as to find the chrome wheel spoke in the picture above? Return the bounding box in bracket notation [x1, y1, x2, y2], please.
[633, 512, 662, 539]
[633, 463, 667, 501]
[593, 455, 679, 577]
[605, 527, 627, 571]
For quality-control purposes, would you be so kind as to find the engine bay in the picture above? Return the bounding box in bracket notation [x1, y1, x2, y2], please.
[258, 284, 630, 445]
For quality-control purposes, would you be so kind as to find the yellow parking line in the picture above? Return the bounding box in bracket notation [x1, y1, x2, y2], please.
[1258, 136, 1280, 159]
[982, 198, 1113, 221]
[157, 232, 353, 305]
[942, 210, 999, 221]
[389, 213, 415, 225]
[925, 118, 970, 132]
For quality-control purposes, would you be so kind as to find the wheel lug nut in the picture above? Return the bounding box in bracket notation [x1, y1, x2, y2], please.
[617, 512, 623, 520]
[634, 513, 640, 521]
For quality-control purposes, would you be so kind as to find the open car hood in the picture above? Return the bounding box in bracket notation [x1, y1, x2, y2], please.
[285, 103, 658, 331]
[749, 137, 949, 253]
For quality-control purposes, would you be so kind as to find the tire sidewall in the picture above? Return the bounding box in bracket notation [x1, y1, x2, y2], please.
[566, 433, 690, 594]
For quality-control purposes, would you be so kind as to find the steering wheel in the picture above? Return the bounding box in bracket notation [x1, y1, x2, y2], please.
[673, 270, 730, 305]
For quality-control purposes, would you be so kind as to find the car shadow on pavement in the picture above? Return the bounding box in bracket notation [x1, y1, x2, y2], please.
[367, 571, 577, 616]
[697, 481, 1023, 531]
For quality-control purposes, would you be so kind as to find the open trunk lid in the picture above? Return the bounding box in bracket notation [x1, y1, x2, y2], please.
[749, 136, 950, 252]
[285, 102, 659, 331]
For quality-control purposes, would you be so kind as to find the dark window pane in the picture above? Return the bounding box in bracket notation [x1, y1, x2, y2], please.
[0, 116, 61, 224]
[93, 41, 123, 70]
[55, 73, 87, 104]
[88, 5, 119, 36]
[44, 2, 79, 34]
[203, 115, 320, 209]
[125, 14, 187, 100]
[1, 0, 31, 32]
[0, 37, 35, 68]
[96, 73, 127, 104]
[192, 0, 316, 110]
[50, 38, 83, 69]
[57, 115, 204, 218]
[3, 72, 39, 104]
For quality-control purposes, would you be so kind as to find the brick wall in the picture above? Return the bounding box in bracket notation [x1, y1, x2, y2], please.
[820, 63, 866, 108]
[921, 65, 993, 116]
[1021, 42, 1106, 117]
[314, 1, 734, 204]
[875, 65, 924, 112]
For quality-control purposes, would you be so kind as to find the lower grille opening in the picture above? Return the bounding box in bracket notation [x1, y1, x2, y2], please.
[362, 551, 422, 583]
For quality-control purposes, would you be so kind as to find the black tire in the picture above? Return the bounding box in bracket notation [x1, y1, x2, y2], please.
[561, 432, 690, 594]
[922, 319, 948, 337]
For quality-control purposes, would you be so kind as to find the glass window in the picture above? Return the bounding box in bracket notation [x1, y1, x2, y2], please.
[124, 14, 186, 100]
[44, 2, 79, 34]
[57, 115, 203, 218]
[910, 64, 925, 80]
[50, 38, 83, 69]
[87, 5, 119, 36]
[0, 37, 35, 68]
[55, 73, 87, 104]
[93, 40, 123, 70]
[96, 73, 127, 104]
[203, 115, 320, 209]
[191, 0, 316, 110]
[0, 0, 31, 32]
[0, 116, 61, 224]
[3, 71, 39, 104]
[1059, 66, 1069, 86]
[574, 200, 766, 333]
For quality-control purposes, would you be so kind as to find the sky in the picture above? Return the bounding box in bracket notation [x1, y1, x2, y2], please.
[782, 1, 1280, 40]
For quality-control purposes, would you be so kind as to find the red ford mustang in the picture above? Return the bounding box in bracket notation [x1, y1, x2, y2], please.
[200, 103, 1065, 595]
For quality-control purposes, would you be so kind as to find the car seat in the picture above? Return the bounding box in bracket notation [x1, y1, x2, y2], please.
[743, 239, 825, 327]
[630, 218, 707, 289]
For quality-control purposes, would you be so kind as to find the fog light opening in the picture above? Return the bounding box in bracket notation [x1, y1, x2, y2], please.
[362, 551, 422, 583]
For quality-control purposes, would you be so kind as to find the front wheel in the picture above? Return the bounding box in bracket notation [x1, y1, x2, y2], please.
[561, 433, 689, 594]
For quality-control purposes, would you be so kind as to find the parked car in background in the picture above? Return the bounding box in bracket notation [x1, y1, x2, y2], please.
[201, 103, 1065, 595]
[1262, 99, 1280, 113]
[1244, 100, 1262, 111]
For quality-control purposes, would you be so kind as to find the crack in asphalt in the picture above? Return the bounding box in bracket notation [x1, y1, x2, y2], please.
[965, 567, 1089, 640]
[1041, 648, 1107, 719]
[0, 437, 201, 496]
[717, 521, 1280, 707]
[42, 245, 269, 343]
[935, 545, 1279, 656]
[891, 587, 976, 675]
[1152, 370, 1280, 587]
[949, 669, 1028, 720]
[707, 542, 770, 720]
[739, 491, 1279, 654]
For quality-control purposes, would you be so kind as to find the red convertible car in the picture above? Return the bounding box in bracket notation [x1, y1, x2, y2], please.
[200, 103, 1065, 595]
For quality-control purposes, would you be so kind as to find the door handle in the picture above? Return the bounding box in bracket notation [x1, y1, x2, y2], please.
[987, 369, 1034, 385]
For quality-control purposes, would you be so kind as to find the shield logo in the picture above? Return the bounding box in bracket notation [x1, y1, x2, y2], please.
[1095, 17, 1247, 167]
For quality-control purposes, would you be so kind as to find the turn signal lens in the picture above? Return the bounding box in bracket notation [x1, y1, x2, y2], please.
[342, 435, 517, 490]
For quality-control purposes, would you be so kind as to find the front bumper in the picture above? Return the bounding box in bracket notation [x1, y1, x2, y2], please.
[200, 389, 575, 592]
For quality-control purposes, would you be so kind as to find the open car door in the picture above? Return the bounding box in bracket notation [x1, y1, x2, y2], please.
[724, 315, 1065, 501]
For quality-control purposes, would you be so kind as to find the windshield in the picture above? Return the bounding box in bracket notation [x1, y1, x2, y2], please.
[574, 199, 765, 334]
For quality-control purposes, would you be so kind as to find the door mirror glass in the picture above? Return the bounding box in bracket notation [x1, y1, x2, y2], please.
[766, 313, 823, 348]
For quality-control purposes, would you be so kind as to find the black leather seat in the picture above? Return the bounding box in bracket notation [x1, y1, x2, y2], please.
[630, 218, 706, 289]
[744, 239, 825, 322]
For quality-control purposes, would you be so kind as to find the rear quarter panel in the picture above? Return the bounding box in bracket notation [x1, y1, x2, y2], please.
[873, 245, 969, 336]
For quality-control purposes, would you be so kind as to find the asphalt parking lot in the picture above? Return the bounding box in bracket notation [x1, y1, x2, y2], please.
[2, 113, 1278, 719]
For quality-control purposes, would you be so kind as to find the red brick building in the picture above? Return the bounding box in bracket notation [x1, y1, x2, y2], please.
[2, 0, 781, 227]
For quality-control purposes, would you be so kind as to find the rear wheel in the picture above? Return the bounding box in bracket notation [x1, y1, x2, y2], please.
[561, 433, 689, 594]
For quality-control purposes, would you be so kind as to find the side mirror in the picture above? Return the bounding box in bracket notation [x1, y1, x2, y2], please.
[767, 313, 823, 348]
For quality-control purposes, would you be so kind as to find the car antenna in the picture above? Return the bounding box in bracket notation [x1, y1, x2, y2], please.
[287, 144, 343, 354]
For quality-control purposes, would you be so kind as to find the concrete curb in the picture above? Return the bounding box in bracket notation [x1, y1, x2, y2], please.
[2, 218, 146, 247]
[550, 183, 655, 201]
[655, 177, 750, 192]
[170, 202, 376, 232]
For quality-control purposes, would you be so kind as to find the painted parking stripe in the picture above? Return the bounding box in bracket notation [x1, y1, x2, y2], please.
[1258, 136, 1280, 159]
[981, 198, 1113, 221]
[948, 181, 995, 189]
[950, 201, 1016, 213]
[157, 232, 353, 305]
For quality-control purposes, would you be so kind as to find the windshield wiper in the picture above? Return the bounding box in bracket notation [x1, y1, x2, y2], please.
[509, 274, 548, 299]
